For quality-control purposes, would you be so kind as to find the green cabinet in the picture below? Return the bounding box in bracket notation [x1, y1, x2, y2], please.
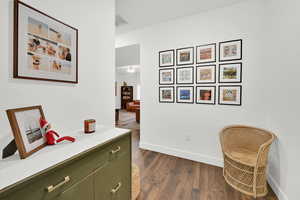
[56, 174, 94, 200]
[94, 152, 131, 200]
[0, 133, 131, 200]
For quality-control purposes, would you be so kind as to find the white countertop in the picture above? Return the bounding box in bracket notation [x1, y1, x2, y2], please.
[0, 125, 130, 192]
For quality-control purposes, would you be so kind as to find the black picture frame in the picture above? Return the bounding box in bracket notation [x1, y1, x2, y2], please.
[218, 85, 242, 106]
[159, 68, 175, 85]
[176, 66, 194, 84]
[159, 86, 175, 103]
[14, 0, 79, 83]
[196, 86, 216, 105]
[218, 62, 242, 83]
[219, 39, 242, 62]
[196, 43, 216, 64]
[159, 49, 175, 67]
[176, 47, 194, 66]
[176, 86, 194, 104]
[196, 65, 216, 84]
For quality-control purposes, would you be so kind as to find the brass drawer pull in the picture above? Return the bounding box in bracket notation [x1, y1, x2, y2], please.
[47, 176, 70, 193]
[111, 182, 122, 194]
[111, 146, 121, 154]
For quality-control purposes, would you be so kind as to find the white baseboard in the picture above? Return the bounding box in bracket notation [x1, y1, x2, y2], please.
[268, 175, 288, 200]
[139, 142, 223, 168]
[140, 142, 288, 200]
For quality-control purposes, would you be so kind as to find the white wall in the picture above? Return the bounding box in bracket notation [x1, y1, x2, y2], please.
[116, 44, 140, 67]
[116, 0, 300, 199]
[0, 0, 115, 157]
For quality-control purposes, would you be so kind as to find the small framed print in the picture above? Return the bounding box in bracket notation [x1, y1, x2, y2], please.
[6, 105, 47, 159]
[176, 47, 194, 66]
[196, 86, 216, 105]
[159, 68, 174, 85]
[196, 43, 216, 64]
[159, 86, 175, 103]
[219, 39, 242, 62]
[218, 85, 242, 106]
[177, 86, 194, 104]
[176, 67, 194, 84]
[196, 65, 216, 84]
[219, 63, 242, 83]
[159, 49, 174, 67]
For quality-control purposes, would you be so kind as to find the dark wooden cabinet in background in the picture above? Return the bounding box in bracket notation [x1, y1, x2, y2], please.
[121, 86, 133, 109]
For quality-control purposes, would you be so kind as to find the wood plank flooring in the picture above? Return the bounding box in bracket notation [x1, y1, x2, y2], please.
[116, 110, 278, 200]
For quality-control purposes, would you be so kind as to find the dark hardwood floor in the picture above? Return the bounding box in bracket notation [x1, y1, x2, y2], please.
[116, 110, 278, 200]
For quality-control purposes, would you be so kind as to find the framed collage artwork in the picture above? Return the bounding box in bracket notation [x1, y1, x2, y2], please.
[158, 39, 243, 106]
[14, 0, 78, 83]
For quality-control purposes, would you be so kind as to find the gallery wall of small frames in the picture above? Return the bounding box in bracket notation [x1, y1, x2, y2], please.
[159, 39, 242, 106]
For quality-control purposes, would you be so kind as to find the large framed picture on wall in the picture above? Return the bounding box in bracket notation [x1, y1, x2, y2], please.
[14, 0, 78, 83]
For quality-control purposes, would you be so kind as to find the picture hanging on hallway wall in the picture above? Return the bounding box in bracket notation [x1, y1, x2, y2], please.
[176, 86, 194, 104]
[196, 65, 216, 84]
[159, 86, 175, 103]
[218, 85, 242, 106]
[219, 63, 242, 83]
[176, 47, 194, 66]
[196, 43, 216, 64]
[159, 68, 174, 85]
[219, 39, 242, 62]
[159, 49, 175, 67]
[176, 67, 194, 84]
[196, 86, 216, 105]
[14, 0, 78, 83]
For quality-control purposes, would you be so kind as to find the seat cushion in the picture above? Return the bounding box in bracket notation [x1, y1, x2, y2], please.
[228, 147, 258, 166]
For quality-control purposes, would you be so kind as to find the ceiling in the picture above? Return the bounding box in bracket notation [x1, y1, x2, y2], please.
[116, 0, 247, 34]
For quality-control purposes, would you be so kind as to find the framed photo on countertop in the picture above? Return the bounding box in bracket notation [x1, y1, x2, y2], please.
[6, 105, 47, 159]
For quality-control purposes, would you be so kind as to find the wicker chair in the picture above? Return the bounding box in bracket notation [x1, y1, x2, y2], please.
[220, 125, 275, 198]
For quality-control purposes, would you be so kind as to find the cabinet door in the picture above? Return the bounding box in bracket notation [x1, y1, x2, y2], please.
[94, 153, 131, 200]
[55, 173, 94, 200]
